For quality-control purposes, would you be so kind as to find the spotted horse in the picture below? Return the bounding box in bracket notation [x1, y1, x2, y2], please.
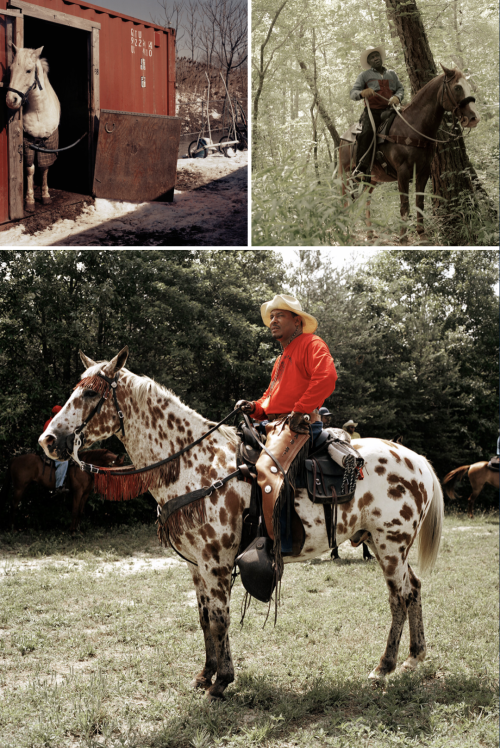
[39, 347, 444, 701]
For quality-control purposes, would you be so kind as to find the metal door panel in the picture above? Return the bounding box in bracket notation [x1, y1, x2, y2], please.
[93, 109, 180, 202]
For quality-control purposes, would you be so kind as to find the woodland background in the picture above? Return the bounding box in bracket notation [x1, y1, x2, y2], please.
[0, 249, 497, 527]
[252, 0, 499, 246]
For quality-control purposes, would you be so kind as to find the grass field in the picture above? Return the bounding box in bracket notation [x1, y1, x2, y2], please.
[0, 512, 498, 748]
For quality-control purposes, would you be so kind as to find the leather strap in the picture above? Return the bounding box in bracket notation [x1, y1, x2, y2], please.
[378, 133, 428, 149]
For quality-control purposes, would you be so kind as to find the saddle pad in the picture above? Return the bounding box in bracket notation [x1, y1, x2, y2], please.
[340, 122, 362, 143]
[305, 457, 354, 504]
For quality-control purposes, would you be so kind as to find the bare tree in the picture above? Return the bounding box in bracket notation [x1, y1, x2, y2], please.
[199, 0, 247, 86]
[152, 0, 186, 53]
[182, 0, 200, 61]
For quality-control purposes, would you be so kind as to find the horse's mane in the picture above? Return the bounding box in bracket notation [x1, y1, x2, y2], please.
[40, 58, 49, 75]
[120, 369, 240, 447]
[401, 68, 462, 114]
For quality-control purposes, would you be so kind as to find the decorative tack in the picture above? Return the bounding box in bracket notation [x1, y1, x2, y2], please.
[264, 485, 272, 493]
[270, 466, 278, 473]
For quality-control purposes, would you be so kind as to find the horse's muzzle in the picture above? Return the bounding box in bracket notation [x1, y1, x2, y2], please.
[39, 430, 78, 459]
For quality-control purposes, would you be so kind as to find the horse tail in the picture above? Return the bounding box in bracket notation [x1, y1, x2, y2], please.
[417, 460, 444, 574]
[442, 465, 470, 499]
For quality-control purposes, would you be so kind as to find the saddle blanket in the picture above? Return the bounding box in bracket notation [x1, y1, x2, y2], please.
[24, 128, 59, 168]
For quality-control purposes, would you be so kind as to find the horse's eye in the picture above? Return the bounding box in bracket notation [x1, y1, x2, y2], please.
[26, 69, 32, 73]
[83, 390, 98, 399]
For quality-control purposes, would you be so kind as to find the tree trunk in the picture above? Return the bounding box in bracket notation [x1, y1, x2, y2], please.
[383, 0, 496, 224]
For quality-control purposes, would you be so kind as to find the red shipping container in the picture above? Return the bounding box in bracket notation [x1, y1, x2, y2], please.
[1, 0, 180, 224]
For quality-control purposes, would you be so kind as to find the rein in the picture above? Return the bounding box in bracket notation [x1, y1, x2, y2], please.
[372, 77, 472, 145]
[27, 132, 88, 154]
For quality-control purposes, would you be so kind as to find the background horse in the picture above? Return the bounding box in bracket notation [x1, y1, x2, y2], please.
[339, 66, 480, 240]
[0, 449, 123, 532]
[443, 461, 499, 518]
[5, 45, 61, 211]
[39, 346, 444, 701]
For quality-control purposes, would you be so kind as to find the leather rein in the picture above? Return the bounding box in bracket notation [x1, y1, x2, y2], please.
[371, 74, 475, 145]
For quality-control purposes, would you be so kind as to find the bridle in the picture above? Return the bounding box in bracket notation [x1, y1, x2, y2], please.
[68, 371, 125, 463]
[441, 74, 476, 124]
[6, 65, 43, 108]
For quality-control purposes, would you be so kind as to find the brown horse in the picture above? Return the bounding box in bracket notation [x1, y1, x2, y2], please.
[1, 449, 124, 531]
[339, 65, 480, 240]
[443, 461, 499, 518]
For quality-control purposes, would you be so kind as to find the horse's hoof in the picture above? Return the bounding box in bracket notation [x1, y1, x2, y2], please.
[401, 652, 425, 672]
[368, 667, 386, 680]
[42, 196, 52, 205]
[24, 201, 36, 212]
[192, 675, 213, 690]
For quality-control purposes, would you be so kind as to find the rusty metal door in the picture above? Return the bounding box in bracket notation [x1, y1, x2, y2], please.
[93, 109, 181, 202]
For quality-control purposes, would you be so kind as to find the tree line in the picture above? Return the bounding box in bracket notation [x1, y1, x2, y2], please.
[0, 249, 497, 521]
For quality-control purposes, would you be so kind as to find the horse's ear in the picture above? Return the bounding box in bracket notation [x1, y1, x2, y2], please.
[34, 46, 44, 59]
[440, 63, 455, 77]
[107, 346, 129, 375]
[80, 350, 97, 369]
[12, 42, 18, 55]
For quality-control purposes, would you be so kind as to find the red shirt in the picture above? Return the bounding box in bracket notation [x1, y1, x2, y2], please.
[43, 418, 52, 432]
[253, 333, 337, 419]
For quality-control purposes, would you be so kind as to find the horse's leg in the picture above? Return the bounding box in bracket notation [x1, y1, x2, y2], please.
[70, 485, 87, 533]
[397, 166, 411, 243]
[415, 166, 430, 238]
[190, 564, 234, 699]
[362, 542, 373, 561]
[25, 164, 36, 211]
[41, 167, 51, 205]
[369, 556, 411, 679]
[400, 564, 427, 671]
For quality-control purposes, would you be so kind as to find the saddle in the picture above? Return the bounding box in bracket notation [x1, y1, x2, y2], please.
[487, 455, 499, 471]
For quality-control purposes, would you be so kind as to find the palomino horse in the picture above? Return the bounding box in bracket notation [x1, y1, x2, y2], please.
[339, 66, 480, 240]
[443, 461, 499, 518]
[39, 347, 444, 700]
[0, 449, 123, 532]
[5, 45, 61, 211]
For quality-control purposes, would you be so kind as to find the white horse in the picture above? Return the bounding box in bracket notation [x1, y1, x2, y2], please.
[39, 347, 444, 701]
[6, 45, 61, 210]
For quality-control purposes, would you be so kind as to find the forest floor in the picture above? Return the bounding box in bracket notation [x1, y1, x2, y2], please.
[0, 512, 497, 748]
[0, 152, 248, 247]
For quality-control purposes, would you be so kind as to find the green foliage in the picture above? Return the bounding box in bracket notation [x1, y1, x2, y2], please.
[252, 159, 375, 245]
[287, 249, 499, 484]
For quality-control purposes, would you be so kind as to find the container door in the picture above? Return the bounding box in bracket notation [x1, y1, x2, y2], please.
[93, 109, 181, 202]
[1, 8, 24, 221]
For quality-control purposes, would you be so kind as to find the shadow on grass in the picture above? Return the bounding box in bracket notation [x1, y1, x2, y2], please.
[144, 667, 497, 747]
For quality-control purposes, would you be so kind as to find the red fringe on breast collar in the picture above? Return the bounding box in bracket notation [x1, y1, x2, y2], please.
[93, 460, 180, 502]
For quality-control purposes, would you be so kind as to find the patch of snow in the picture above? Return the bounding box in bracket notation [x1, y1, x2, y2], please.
[0, 151, 247, 247]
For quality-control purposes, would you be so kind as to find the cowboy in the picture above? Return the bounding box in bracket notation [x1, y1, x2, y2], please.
[319, 406, 332, 427]
[236, 294, 337, 560]
[42, 405, 69, 494]
[350, 47, 404, 183]
[343, 420, 360, 440]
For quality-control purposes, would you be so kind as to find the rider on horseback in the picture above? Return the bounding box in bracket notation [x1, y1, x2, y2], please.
[236, 294, 337, 559]
[350, 47, 405, 183]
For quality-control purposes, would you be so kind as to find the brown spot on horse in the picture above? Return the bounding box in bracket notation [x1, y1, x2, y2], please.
[358, 491, 375, 509]
[400, 503, 414, 521]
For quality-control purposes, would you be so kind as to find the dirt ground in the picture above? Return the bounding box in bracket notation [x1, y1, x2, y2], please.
[0, 151, 248, 247]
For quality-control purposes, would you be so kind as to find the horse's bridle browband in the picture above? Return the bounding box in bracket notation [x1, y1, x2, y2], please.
[6, 66, 43, 108]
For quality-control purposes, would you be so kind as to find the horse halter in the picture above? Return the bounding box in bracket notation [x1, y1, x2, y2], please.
[6, 65, 43, 107]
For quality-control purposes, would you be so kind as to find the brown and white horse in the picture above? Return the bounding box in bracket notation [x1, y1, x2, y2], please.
[339, 66, 480, 240]
[39, 347, 444, 700]
[443, 461, 499, 518]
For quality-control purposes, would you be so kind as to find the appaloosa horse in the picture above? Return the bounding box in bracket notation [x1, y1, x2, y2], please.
[443, 461, 499, 518]
[0, 449, 123, 532]
[5, 45, 61, 211]
[339, 65, 480, 239]
[39, 347, 444, 700]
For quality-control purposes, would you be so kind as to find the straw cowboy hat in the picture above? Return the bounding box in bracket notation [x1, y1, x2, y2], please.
[261, 294, 318, 334]
[360, 46, 386, 69]
[343, 419, 358, 429]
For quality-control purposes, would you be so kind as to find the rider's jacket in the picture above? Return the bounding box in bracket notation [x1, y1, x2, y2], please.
[252, 333, 337, 420]
[350, 67, 405, 110]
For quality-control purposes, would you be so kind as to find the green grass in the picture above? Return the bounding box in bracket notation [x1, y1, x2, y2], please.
[0, 514, 498, 747]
